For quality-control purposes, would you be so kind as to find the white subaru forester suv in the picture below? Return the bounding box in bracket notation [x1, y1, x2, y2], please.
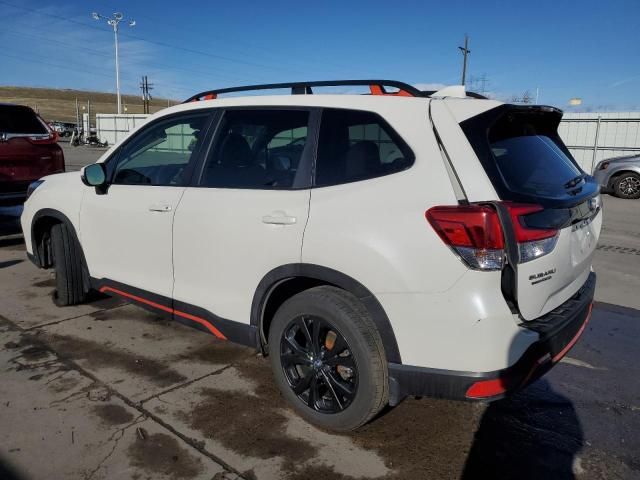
[21, 80, 601, 431]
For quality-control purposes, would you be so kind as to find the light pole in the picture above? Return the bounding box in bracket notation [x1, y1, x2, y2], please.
[92, 12, 136, 114]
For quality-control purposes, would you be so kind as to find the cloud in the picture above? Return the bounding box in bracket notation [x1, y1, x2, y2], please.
[413, 83, 449, 92]
[0, 0, 228, 100]
[609, 76, 640, 88]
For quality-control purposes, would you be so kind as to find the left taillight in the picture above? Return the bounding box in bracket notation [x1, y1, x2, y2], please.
[426, 205, 505, 271]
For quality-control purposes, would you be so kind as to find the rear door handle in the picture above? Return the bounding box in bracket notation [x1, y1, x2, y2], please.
[262, 211, 297, 225]
[148, 204, 172, 213]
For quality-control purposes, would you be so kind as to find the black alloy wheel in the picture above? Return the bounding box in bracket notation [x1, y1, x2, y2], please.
[280, 315, 358, 413]
[268, 286, 388, 431]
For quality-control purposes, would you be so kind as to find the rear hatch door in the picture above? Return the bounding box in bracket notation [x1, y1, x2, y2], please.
[460, 105, 601, 320]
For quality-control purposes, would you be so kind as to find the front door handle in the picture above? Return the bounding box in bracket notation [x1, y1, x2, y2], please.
[262, 211, 296, 225]
[148, 204, 172, 213]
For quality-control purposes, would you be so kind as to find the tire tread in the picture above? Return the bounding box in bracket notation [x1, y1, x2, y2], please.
[51, 223, 86, 306]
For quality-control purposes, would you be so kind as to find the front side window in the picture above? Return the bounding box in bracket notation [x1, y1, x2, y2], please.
[200, 109, 309, 189]
[111, 113, 208, 186]
[315, 109, 414, 187]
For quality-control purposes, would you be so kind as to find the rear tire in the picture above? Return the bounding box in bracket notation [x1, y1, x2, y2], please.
[268, 286, 388, 431]
[50, 223, 87, 306]
[613, 172, 640, 199]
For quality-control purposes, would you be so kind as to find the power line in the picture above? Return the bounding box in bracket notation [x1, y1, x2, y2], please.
[123, 9, 357, 75]
[0, 50, 197, 98]
[0, 0, 303, 74]
[1, 29, 258, 86]
[0, 51, 114, 79]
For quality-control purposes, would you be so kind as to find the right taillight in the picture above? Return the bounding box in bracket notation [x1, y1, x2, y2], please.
[504, 203, 559, 263]
[426, 205, 505, 271]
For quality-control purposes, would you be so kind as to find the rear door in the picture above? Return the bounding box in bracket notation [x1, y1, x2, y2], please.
[171, 108, 314, 337]
[459, 105, 601, 320]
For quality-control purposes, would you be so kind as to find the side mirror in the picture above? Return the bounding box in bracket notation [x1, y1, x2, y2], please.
[82, 163, 107, 188]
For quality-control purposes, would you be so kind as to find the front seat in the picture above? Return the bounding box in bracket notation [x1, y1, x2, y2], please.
[205, 133, 266, 188]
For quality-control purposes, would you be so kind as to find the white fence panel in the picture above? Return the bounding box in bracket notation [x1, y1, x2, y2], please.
[96, 114, 150, 146]
[559, 112, 640, 173]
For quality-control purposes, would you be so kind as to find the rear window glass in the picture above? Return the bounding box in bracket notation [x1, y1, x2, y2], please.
[0, 105, 48, 134]
[488, 113, 583, 198]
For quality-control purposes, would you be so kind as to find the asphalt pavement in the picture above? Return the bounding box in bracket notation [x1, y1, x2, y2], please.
[0, 169, 639, 479]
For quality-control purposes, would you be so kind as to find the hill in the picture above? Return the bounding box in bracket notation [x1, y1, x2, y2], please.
[0, 86, 179, 123]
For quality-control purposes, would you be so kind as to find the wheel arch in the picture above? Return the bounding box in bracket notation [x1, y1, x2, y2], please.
[30, 209, 90, 293]
[251, 264, 402, 364]
[608, 168, 640, 189]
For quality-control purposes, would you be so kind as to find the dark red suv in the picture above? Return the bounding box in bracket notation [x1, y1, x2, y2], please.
[0, 104, 65, 206]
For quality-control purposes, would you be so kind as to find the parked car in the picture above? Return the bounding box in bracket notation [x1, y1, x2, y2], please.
[0, 104, 65, 206]
[594, 154, 640, 199]
[49, 122, 74, 137]
[21, 80, 601, 431]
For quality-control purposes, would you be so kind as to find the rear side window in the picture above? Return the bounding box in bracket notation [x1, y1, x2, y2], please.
[489, 114, 582, 198]
[0, 105, 48, 134]
[200, 109, 309, 189]
[315, 109, 413, 187]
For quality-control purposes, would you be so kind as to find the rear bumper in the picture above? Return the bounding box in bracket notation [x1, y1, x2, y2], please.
[388, 271, 596, 405]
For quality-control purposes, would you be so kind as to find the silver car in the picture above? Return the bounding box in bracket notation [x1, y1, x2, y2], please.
[593, 154, 640, 199]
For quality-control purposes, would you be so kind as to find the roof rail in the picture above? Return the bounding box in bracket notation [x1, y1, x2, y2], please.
[182, 79, 489, 103]
[183, 79, 425, 103]
[421, 89, 488, 99]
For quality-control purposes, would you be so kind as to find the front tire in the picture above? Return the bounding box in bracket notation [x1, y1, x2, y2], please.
[50, 223, 87, 306]
[613, 172, 640, 199]
[268, 286, 388, 431]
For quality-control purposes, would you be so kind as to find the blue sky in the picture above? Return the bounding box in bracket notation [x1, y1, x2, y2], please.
[1, 0, 639, 111]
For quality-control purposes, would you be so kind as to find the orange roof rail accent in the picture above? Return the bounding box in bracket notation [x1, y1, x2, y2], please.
[182, 80, 425, 103]
[369, 84, 414, 97]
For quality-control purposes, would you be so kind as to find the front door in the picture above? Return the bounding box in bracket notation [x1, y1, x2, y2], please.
[80, 112, 211, 299]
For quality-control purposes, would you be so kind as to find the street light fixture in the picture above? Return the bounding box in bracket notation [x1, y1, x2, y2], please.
[92, 11, 136, 114]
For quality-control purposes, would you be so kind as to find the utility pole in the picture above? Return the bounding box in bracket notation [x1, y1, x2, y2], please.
[92, 12, 136, 114]
[458, 35, 470, 86]
[86, 99, 91, 138]
[140, 76, 153, 114]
